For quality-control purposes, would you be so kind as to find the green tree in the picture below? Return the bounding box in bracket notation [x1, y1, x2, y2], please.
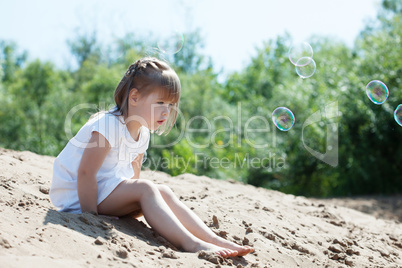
[0, 41, 27, 83]
[67, 31, 100, 68]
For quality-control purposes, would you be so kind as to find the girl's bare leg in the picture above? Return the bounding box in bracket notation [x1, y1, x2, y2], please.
[157, 185, 254, 256]
[97, 179, 238, 257]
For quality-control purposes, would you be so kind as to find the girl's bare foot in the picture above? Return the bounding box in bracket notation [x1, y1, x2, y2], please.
[187, 240, 238, 258]
[210, 237, 254, 256]
[234, 245, 253, 256]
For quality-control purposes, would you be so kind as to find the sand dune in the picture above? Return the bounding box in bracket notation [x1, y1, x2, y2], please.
[0, 147, 401, 267]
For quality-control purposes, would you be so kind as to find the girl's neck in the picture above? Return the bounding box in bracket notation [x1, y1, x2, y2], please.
[124, 116, 141, 142]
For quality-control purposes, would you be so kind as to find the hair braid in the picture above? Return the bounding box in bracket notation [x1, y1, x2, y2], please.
[124, 57, 162, 78]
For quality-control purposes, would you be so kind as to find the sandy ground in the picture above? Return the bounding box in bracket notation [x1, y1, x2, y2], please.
[310, 195, 402, 223]
[0, 147, 401, 267]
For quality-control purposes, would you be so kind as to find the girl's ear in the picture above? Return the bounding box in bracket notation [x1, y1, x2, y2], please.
[128, 88, 139, 106]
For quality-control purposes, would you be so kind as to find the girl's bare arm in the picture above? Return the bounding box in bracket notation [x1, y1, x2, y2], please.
[131, 153, 144, 179]
[77, 132, 111, 214]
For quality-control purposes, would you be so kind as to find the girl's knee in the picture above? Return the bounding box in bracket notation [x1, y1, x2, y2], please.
[157, 184, 175, 200]
[135, 179, 159, 195]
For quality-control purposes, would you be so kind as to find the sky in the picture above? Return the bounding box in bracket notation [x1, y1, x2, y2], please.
[0, 0, 381, 76]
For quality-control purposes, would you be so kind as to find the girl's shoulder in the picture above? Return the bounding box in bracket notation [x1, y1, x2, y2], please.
[88, 110, 121, 123]
[140, 125, 150, 138]
[86, 110, 124, 148]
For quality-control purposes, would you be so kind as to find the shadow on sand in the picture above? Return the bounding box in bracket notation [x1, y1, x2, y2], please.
[43, 209, 250, 266]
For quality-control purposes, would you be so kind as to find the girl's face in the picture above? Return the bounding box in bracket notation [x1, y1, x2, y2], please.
[132, 90, 174, 131]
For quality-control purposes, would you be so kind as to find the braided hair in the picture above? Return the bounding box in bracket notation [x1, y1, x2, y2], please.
[112, 57, 181, 135]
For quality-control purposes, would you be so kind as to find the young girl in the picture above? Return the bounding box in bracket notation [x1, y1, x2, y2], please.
[50, 57, 253, 258]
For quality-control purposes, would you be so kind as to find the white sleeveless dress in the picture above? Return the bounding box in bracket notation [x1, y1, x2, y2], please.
[50, 111, 150, 213]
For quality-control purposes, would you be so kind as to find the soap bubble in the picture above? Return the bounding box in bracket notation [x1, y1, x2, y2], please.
[289, 42, 313, 66]
[295, 57, 316, 78]
[366, 80, 389, 104]
[157, 30, 184, 55]
[394, 104, 402, 127]
[272, 107, 295, 131]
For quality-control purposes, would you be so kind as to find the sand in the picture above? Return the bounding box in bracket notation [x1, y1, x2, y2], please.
[0, 147, 401, 267]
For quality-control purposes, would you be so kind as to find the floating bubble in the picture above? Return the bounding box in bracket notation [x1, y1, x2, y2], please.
[366, 80, 389, 104]
[289, 42, 313, 66]
[157, 30, 184, 55]
[295, 57, 316, 78]
[394, 104, 402, 127]
[272, 107, 295, 131]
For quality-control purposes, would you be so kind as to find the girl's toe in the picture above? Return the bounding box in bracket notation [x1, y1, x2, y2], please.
[246, 246, 254, 253]
[223, 249, 231, 257]
[218, 250, 228, 258]
[230, 249, 238, 257]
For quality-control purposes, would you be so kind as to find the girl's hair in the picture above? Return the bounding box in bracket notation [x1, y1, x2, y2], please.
[112, 57, 181, 135]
